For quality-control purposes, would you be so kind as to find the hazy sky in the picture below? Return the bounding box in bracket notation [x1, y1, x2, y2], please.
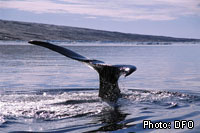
[0, 0, 200, 39]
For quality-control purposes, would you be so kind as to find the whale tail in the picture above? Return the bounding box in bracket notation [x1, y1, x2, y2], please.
[28, 41, 136, 102]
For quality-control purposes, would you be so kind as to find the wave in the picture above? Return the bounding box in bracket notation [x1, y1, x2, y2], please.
[0, 88, 200, 132]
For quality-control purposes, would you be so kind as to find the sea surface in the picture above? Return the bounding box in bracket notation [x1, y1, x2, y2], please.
[0, 41, 200, 133]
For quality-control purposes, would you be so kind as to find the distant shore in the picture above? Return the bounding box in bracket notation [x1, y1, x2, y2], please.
[0, 19, 200, 43]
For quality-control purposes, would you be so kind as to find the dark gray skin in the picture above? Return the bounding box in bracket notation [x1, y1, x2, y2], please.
[28, 41, 136, 102]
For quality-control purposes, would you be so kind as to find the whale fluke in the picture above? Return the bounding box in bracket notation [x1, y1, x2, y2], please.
[29, 40, 136, 102]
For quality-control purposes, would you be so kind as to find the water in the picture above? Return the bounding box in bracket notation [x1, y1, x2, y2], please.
[0, 42, 200, 132]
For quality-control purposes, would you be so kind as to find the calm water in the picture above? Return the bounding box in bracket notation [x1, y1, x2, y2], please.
[0, 42, 200, 132]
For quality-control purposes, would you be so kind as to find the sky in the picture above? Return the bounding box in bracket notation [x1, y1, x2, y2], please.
[0, 0, 200, 39]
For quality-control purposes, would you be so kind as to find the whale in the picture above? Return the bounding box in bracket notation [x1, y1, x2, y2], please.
[28, 41, 136, 102]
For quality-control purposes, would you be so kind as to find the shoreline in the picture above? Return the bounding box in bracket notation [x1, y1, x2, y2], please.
[1, 19, 200, 43]
[0, 40, 199, 47]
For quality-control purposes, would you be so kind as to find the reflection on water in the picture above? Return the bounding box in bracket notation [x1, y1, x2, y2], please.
[0, 42, 200, 132]
[90, 107, 129, 132]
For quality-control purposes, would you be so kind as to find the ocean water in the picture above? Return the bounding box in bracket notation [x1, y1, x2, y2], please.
[0, 42, 200, 132]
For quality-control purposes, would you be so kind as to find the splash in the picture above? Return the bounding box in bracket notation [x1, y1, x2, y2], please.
[0, 91, 103, 121]
[1, 88, 199, 122]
